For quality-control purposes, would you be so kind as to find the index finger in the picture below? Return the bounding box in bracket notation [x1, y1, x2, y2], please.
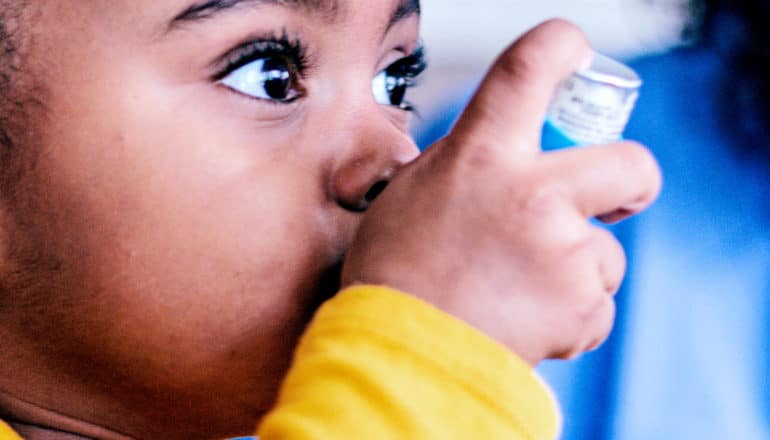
[543, 141, 663, 220]
[451, 19, 594, 155]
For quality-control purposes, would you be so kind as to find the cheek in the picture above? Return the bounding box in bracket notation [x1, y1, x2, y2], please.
[24, 75, 351, 387]
[115, 124, 337, 329]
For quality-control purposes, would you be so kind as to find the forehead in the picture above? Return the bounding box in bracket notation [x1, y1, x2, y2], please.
[25, 0, 419, 53]
[42, 0, 418, 40]
[167, 0, 419, 28]
[171, 0, 343, 24]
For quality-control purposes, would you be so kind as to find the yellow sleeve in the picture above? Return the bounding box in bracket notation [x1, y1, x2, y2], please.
[0, 421, 22, 440]
[258, 285, 561, 440]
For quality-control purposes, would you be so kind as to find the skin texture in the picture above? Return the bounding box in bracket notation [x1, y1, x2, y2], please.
[343, 21, 661, 364]
[0, 1, 662, 439]
[0, 0, 421, 438]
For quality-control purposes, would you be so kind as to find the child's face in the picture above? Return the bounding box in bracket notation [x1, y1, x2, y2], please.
[8, 0, 420, 436]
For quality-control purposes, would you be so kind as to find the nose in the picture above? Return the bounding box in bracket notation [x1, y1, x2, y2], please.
[330, 118, 420, 212]
[331, 135, 419, 212]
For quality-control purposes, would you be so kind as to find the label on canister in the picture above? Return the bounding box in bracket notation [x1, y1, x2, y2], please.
[544, 53, 641, 147]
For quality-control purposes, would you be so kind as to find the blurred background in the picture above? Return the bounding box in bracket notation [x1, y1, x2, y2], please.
[411, 0, 692, 134]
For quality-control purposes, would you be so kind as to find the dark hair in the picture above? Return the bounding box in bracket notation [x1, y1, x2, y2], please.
[697, 0, 770, 160]
[0, 1, 26, 166]
[0, 1, 34, 192]
[0, 6, 15, 154]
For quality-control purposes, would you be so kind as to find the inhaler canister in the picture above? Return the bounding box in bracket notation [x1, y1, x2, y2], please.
[542, 53, 642, 150]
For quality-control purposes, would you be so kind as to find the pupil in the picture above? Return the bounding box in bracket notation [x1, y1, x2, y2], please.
[386, 76, 407, 106]
[262, 57, 291, 101]
[385, 64, 408, 106]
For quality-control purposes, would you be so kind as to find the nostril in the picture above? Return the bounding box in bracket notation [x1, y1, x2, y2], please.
[364, 180, 389, 203]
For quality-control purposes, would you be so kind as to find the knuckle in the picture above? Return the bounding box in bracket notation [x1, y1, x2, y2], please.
[516, 180, 568, 217]
[576, 292, 604, 323]
[594, 224, 619, 244]
[508, 182, 576, 247]
[450, 139, 505, 180]
[575, 296, 616, 351]
[603, 260, 626, 295]
[590, 298, 617, 348]
[509, 186, 586, 256]
[596, 226, 626, 259]
[549, 291, 615, 360]
[467, 139, 503, 167]
[496, 42, 549, 86]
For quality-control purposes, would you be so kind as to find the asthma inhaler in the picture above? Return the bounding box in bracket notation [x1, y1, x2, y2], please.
[542, 53, 642, 150]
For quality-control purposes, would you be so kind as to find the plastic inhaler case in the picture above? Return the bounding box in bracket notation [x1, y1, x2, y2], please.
[541, 53, 642, 151]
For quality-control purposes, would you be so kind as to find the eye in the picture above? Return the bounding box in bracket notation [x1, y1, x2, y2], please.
[215, 33, 308, 103]
[220, 56, 300, 102]
[372, 66, 408, 109]
[372, 47, 427, 111]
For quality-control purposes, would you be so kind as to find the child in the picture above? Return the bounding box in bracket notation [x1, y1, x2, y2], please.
[0, 1, 660, 438]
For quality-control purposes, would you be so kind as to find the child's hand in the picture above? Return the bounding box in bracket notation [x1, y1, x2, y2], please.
[341, 19, 662, 366]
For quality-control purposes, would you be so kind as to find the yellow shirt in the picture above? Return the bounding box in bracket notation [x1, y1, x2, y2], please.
[258, 286, 560, 439]
[0, 422, 20, 440]
[0, 286, 559, 440]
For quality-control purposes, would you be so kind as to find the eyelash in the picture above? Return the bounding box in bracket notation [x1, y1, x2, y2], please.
[213, 30, 309, 83]
[388, 45, 428, 112]
[213, 33, 428, 111]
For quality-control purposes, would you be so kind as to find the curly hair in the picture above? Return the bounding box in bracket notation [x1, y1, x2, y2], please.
[0, 2, 28, 163]
[0, 5, 16, 154]
[0, 1, 35, 192]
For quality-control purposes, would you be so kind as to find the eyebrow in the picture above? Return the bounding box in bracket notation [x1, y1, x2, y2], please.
[169, 0, 420, 32]
[388, 0, 420, 31]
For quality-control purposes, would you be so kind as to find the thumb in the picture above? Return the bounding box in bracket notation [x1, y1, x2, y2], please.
[450, 19, 593, 156]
